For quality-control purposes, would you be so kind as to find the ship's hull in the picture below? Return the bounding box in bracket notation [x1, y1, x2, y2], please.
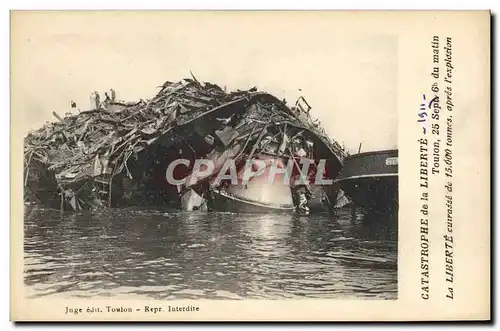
[336, 149, 398, 214]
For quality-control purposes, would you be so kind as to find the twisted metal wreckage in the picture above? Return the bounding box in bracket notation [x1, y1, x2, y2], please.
[24, 75, 349, 215]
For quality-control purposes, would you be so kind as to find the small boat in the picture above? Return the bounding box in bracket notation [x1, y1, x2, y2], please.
[335, 149, 398, 214]
[209, 153, 320, 215]
[211, 189, 296, 214]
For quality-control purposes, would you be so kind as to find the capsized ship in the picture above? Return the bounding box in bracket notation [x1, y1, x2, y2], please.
[335, 149, 398, 214]
[24, 76, 347, 214]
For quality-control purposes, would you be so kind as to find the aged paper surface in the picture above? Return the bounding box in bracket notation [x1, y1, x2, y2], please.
[10, 10, 490, 321]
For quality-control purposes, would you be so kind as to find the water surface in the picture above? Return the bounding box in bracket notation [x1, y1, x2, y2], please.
[24, 207, 397, 300]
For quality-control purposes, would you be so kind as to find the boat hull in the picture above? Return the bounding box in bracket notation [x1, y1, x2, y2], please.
[211, 190, 296, 214]
[336, 149, 398, 214]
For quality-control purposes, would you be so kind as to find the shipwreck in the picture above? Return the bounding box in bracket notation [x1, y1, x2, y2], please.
[24, 75, 347, 214]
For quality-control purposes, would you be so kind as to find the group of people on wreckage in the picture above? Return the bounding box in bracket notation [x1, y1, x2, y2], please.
[68, 89, 117, 113]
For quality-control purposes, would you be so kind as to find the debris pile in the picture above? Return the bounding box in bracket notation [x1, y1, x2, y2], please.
[24, 75, 346, 212]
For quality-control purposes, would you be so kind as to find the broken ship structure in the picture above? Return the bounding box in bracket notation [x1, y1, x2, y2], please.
[24, 76, 347, 214]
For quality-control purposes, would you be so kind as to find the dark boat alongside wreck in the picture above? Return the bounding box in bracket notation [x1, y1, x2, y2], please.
[24, 76, 347, 214]
[335, 149, 398, 214]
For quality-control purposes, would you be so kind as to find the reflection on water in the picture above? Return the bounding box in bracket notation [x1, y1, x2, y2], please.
[24, 207, 397, 300]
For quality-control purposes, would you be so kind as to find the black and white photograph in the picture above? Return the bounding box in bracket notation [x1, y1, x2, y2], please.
[17, 11, 399, 303]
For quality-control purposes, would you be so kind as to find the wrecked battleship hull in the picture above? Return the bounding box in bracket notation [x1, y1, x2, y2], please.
[24, 76, 346, 214]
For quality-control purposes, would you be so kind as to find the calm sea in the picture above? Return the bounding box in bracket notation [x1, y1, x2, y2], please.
[24, 207, 397, 300]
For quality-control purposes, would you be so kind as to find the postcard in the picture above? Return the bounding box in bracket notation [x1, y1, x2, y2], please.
[10, 10, 490, 321]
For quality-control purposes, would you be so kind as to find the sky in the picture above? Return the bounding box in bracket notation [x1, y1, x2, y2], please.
[11, 11, 398, 154]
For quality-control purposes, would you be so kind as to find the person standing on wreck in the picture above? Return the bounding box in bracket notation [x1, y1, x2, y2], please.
[102, 92, 111, 110]
[70, 100, 79, 113]
[89, 92, 95, 110]
[90, 91, 101, 110]
[94, 91, 100, 109]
